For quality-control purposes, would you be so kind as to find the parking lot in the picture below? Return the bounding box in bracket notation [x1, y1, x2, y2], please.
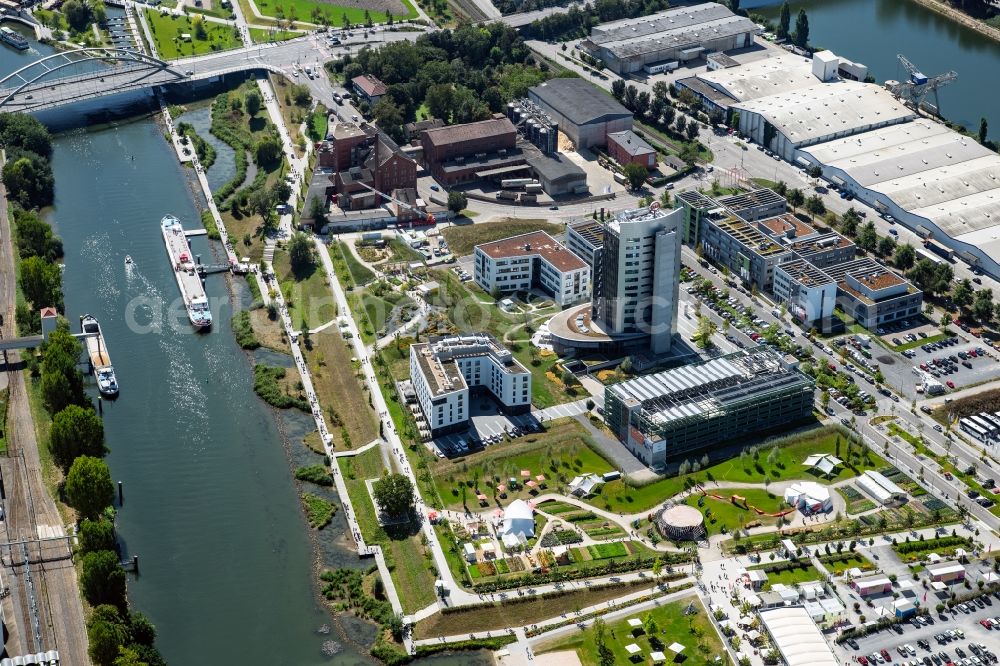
[841, 594, 1000, 666]
[874, 329, 1000, 400]
[428, 400, 590, 459]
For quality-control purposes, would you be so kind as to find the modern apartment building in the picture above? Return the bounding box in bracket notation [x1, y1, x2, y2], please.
[410, 334, 532, 436]
[473, 231, 591, 306]
[594, 205, 683, 355]
[604, 347, 814, 470]
[715, 188, 787, 222]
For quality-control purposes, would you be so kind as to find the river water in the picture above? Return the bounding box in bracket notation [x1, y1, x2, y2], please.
[746, 0, 1000, 133]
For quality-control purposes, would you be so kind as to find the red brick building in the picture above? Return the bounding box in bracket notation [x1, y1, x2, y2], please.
[420, 116, 519, 185]
[607, 130, 657, 169]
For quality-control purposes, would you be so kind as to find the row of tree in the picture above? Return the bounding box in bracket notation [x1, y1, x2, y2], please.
[328, 24, 554, 144]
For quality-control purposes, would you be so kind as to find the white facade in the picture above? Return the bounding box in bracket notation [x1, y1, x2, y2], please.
[772, 259, 837, 327]
[783, 481, 832, 514]
[410, 334, 532, 434]
[595, 205, 683, 355]
[474, 231, 591, 306]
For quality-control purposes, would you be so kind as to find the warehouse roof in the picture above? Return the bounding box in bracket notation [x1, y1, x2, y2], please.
[421, 117, 516, 148]
[698, 53, 818, 102]
[529, 78, 632, 127]
[733, 81, 914, 146]
[592, 14, 758, 60]
[759, 606, 838, 666]
[525, 145, 587, 185]
[675, 76, 738, 109]
[476, 231, 587, 272]
[590, 2, 736, 43]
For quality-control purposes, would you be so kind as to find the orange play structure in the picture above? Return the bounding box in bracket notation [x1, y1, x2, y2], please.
[702, 492, 796, 518]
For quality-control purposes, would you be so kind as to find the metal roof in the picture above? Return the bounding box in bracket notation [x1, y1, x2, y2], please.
[529, 78, 632, 127]
[593, 14, 758, 60]
[733, 81, 914, 146]
[698, 52, 818, 102]
[759, 606, 838, 666]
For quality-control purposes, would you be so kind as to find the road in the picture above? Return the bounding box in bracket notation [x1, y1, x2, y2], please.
[0, 179, 90, 661]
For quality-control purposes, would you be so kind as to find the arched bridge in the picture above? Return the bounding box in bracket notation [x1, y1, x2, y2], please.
[0, 42, 299, 113]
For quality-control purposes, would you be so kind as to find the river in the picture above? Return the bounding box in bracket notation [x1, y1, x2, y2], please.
[0, 27, 489, 666]
[745, 0, 1000, 133]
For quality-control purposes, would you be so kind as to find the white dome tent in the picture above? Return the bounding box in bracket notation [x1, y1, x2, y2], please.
[501, 499, 535, 538]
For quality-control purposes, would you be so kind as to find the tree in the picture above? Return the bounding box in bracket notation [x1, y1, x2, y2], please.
[81, 550, 127, 609]
[634, 91, 650, 118]
[63, 0, 93, 31]
[129, 612, 157, 646]
[447, 190, 468, 214]
[308, 195, 327, 224]
[249, 187, 276, 230]
[3, 149, 55, 209]
[244, 89, 262, 117]
[787, 188, 805, 210]
[805, 194, 825, 220]
[49, 404, 106, 471]
[623, 84, 638, 110]
[840, 207, 861, 237]
[192, 16, 207, 40]
[894, 243, 916, 270]
[777, 1, 791, 39]
[425, 83, 455, 122]
[877, 234, 897, 258]
[18, 255, 62, 308]
[643, 612, 660, 637]
[980, 117, 989, 145]
[66, 456, 115, 521]
[254, 135, 282, 167]
[611, 79, 626, 101]
[856, 222, 878, 252]
[288, 232, 316, 277]
[973, 288, 995, 323]
[79, 518, 116, 555]
[112, 646, 147, 666]
[793, 9, 809, 48]
[674, 114, 687, 134]
[622, 163, 648, 191]
[953, 279, 974, 308]
[686, 121, 700, 141]
[695, 315, 717, 349]
[594, 618, 614, 666]
[87, 605, 130, 666]
[372, 473, 414, 517]
[364, 8, 373, 27]
[907, 259, 953, 296]
[0, 113, 53, 158]
[14, 208, 62, 261]
[372, 98, 405, 143]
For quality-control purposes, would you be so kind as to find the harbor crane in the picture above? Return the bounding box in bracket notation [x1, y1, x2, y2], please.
[886, 54, 957, 116]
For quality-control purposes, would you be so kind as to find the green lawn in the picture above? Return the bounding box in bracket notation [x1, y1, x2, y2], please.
[685, 487, 787, 535]
[890, 331, 950, 352]
[537, 596, 725, 666]
[250, 0, 417, 25]
[144, 9, 241, 59]
[274, 248, 338, 330]
[336, 241, 377, 284]
[585, 426, 884, 514]
[431, 418, 613, 511]
[749, 561, 822, 590]
[820, 552, 874, 576]
[441, 219, 564, 257]
[336, 446, 437, 613]
[248, 27, 301, 43]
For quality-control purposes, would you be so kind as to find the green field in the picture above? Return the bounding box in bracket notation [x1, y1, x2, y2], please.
[537, 596, 725, 666]
[685, 487, 787, 535]
[250, 0, 417, 25]
[144, 10, 241, 59]
[441, 219, 564, 257]
[336, 446, 437, 612]
[273, 247, 338, 330]
[749, 562, 822, 590]
[586, 426, 884, 514]
[248, 27, 301, 43]
[432, 418, 613, 511]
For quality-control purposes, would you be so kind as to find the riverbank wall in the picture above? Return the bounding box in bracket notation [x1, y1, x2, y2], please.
[907, 0, 1000, 45]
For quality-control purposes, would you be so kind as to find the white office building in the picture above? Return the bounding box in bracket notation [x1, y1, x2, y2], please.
[410, 334, 532, 435]
[595, 205, 683, 355]
[772, 259, 837, 328]
[474, 231, 591, 306]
